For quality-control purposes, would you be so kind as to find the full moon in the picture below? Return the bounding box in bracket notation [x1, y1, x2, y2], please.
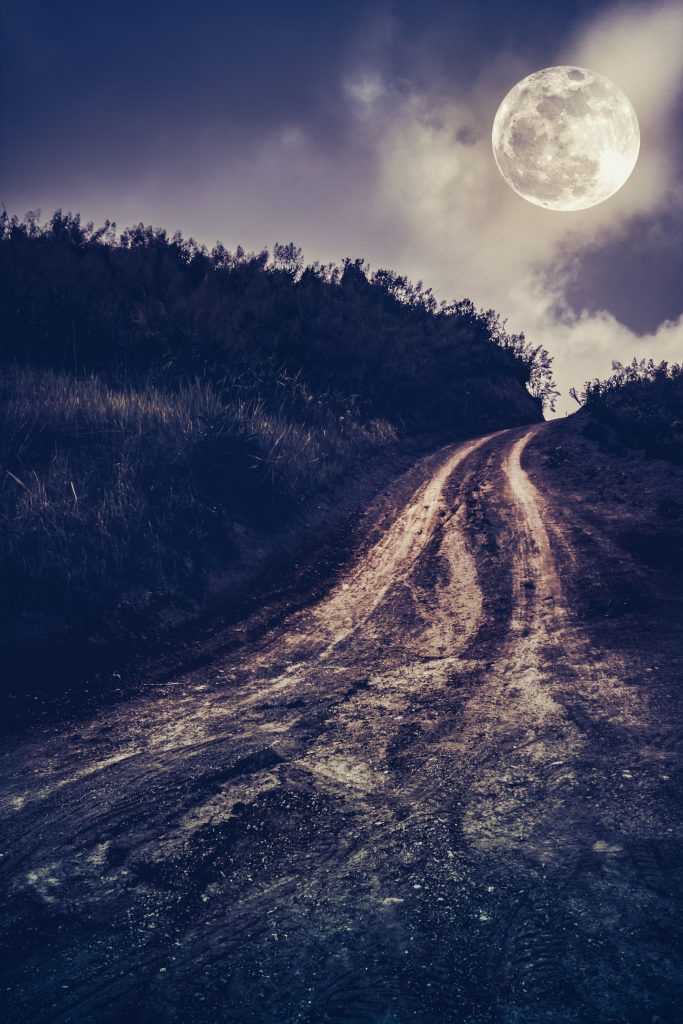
[492, 66, 640, 212]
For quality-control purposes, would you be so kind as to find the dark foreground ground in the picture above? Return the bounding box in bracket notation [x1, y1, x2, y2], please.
[2, 415, 683, 1024]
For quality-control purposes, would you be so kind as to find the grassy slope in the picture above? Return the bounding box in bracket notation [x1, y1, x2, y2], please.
[0, 212, 548, 668]
[0, 368, 397, 635]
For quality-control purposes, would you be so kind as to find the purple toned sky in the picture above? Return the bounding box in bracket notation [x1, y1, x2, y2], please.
[2, 0, 682, 410]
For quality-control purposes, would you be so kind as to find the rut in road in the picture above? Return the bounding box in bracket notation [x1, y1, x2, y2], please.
[2, 424, 683, 1024]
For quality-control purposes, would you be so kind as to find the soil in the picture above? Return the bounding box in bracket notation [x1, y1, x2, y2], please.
[2, 415, 683, 1023]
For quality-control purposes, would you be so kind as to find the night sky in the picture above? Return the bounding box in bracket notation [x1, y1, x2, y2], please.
[3, 0, 682, 410]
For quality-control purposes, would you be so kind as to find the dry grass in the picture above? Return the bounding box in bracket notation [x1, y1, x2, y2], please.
[0, 368, 395, 617]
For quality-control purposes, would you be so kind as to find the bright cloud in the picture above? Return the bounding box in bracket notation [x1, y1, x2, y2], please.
[352, 1, 683, 412]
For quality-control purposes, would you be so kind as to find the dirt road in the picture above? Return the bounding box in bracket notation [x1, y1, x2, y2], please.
[2, 423, 683, 1023]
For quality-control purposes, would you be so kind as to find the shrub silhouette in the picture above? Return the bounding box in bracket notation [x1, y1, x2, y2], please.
[0, 210, 553, 625]
[0, 210, 556, 428]
[574, 359, 683, 464]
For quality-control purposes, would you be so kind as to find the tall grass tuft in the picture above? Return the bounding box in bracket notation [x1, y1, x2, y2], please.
[0, 367, 395, 617]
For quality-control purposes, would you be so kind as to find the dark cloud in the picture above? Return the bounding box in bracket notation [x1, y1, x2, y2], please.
[1, 1, 358, 180]
[455, 126, 479, 146]
[557, 209, 683, 333]
[0, 0, 622, 190]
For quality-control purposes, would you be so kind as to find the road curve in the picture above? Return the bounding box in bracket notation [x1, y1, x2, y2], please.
[2, 424, 683, 1024]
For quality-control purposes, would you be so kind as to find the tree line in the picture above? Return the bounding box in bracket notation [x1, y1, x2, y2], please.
[0, 209, 557, 432]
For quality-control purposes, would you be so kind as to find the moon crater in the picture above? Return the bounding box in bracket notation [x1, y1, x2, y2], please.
[492, 66, 640, 212]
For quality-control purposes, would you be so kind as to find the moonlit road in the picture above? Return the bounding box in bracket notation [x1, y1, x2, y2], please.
[2, 425, 683, 1023]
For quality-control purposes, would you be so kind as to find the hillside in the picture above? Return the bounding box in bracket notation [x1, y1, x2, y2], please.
[529, 359, 683, 643]
[571, 357, 683, 463]
[0, 210, 551, 673]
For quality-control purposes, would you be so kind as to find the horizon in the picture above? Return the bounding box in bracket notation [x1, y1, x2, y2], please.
[3, 0, 682, 407]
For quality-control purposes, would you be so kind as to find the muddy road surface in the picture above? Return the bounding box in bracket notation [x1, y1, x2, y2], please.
[2, 423, 683, 1023]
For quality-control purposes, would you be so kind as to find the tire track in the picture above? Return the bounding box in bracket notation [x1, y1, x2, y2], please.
[2, 424, 683, 1023]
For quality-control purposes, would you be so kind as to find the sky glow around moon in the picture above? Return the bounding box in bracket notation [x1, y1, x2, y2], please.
[492, 66, 640, 212]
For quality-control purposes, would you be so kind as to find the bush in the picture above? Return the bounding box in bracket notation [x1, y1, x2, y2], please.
[574, 359, 683, 463]
[0, 210, 555, 430]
